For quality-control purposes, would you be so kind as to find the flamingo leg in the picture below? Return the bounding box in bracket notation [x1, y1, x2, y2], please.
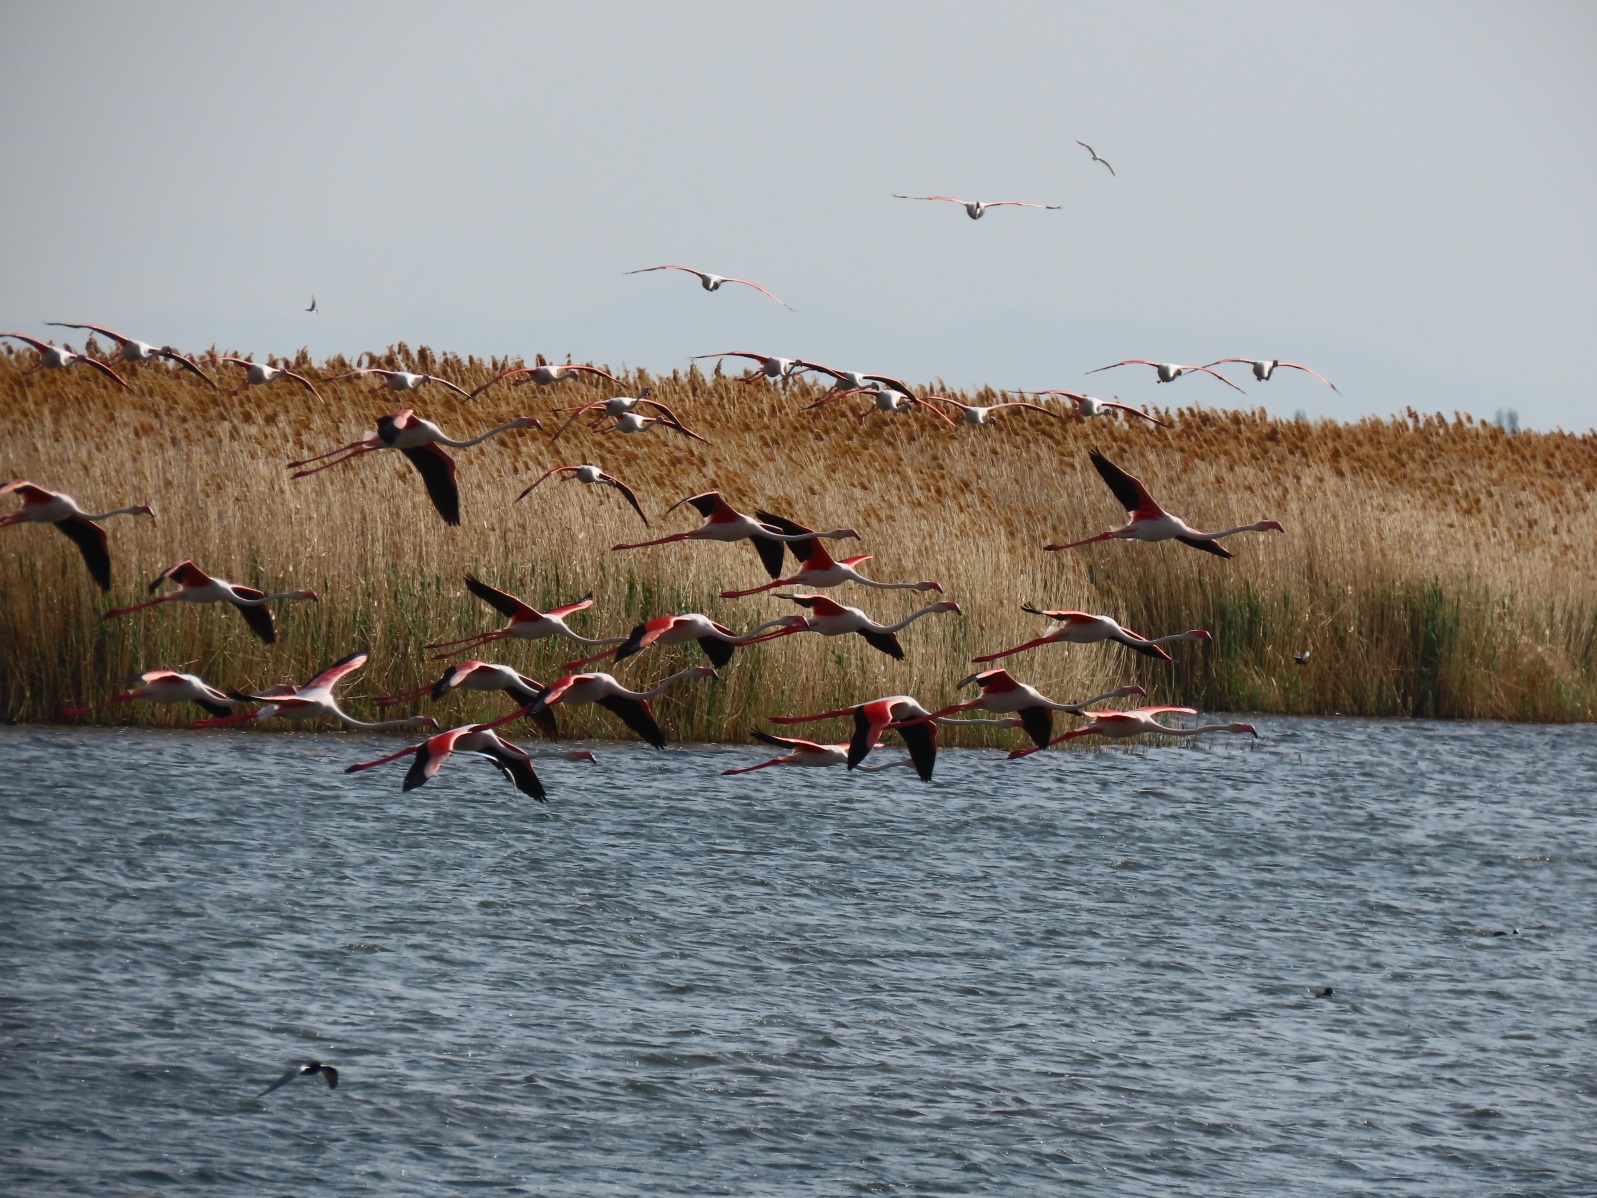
[290, 445, 382, 477]
[373, 683, 434, 708]
[721, 758, 785, 776]
[59, 692, 137, 717]
[345, 743, 422, 772]
[192, 710, 261, 728]
[424, 629, 508, 655]
[611, 531, 698, 551]
[103, 594, 181, 620]
[1043, 531, 1120, 552]
[971, 637, 1055, 663]
[562, 646, 620, 669]
[719, 578, 791, 599]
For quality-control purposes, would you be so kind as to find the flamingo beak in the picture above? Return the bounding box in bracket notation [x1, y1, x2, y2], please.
[944, 602, 964, 615]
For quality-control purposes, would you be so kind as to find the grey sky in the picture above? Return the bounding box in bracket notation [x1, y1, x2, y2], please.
[3, 1, 1593, 428]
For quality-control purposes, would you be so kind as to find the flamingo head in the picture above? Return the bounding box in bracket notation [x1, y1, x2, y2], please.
[1230, 722, 1258, 737]
[411, 716, 442, 730]
[1186, 629, 1213, 642]
[298, 590, 320, 601]
[1109, 684, 1148, 699]
[957, 669, 1009, 690]
[689, 666, 718, 679]
[511, 416, 543, 430]
[935, 601, 963, 615]
[134, 505, 155, 518]
[915, 581, 943, 593]
[562, 750, 597, 763]
[1258, 521, 1284, 533]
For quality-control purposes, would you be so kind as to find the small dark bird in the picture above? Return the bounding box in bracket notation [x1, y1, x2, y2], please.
[1295, 650, 1311, 666]
[1075, 140, 1116, 176]
[306, 295, 318, 314]
[1314, 987, 1334, 999]
[259, 1060, 339, 1096]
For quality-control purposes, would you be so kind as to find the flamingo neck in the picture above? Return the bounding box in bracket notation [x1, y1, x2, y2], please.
[79, 505, 149, 521]
[441, 421, 527, 448]
[881, 604, 950, 632]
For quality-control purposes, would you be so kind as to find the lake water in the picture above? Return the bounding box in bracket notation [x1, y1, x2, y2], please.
[2, 718, 1594, 1195]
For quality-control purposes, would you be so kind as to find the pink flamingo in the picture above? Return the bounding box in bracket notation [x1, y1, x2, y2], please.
[518, 464, 648, 525]
[46, 323, 214, 386]
[769, 694, 938, 780]
[372, 660, 560, 740]
[721, 732, 916, 776]
[892, 194, 1060, 219]
[739, 593, 962, 659]
[1086, 360, 1244, 392]
[808, 385, 960, 426]
[935, 397, 1067, 427]
[1204, 358, 1339, 391]
[345, 724, 594, 801]
[1009, 707, 1258, 759]
[326, 367, 471, 397]
[1, 480, 153, 591]
[287, 408, 540, 525]
[563, 613, 780, 670]
[626, 264, 792, 308]
[1021, 390, 1166, 426]
[104, 560, 318, 644]
[210, 355, 324, 401]
[903, 670, 1146, 750]
[613, 493, 859, 580]
[720, 539, 940, 599]
[691, 350, 799, 382]
[549, 389, 705, 442]
[1045, 450, 1283, 558]
[192, 651, 438, 732]
[520, 665, 717, 749]
[60, 670, 250, 720]
[974, 607, 1211, 664]
[425, 576, 627, 658]
[467, 361, 620, 399]
[1, 333, 129, 389]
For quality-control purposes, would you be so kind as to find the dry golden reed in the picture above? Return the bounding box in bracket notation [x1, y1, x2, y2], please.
[3, 340, 1595, 744]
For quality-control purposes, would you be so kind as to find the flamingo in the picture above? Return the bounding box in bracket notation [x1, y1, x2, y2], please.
[768, 695, 938, 781]
[721, 732, 916, 776]
[467, 361, 620, 399]
[1021, 390, 1167, 426]
[326, 367, 470, 397]
[104, 560, 318, 644]
[739, 593, 962, 660]
[425, 575, 626, 658]
[808, 385, 959, 426]
[191, 650, 439, 732]
[211, 356, 324, 401]
[691, 350, 799, 382]
[520, 665, 717, 749]
[720, 538, 941, 599]
[613, 493, 859, 580]
[0, 333, 129, 389]
[1008, 706, 1258, 759]
[564, 613, 780, 670]
[372, 660, 560, 740]
[626, 265, 791, 309]
[1, 480, 153, 591]
[549, 389, 704, 442]
[903, 671, 1147, 749]
[287, 408, 540, 525]
[345, 724, 594, 801]
[260, 1061, 336, 1097]
[974, 607, 1212, 664]
[518, 464, 648, 525]
[1075, 141, 1116, 176]
[1203, 358, 1339, 392]
[603, 410, 709, 441]
[934, 397, 1067, 426]
[59, 670, 250, 720]
[1045, 450, 1283, 558]
[788, 360, 879, 391]
[46, 323, 215, 385]
[892, 194, 1060, 219]
[1086, 360, 1244, 392]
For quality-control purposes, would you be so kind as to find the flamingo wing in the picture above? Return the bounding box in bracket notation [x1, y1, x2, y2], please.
[281, 368, 326, 401]
[598, 473, 649, 525]
[47, 322, 129, 344]
[302, 649, 369, 693]
[597, 695, 665, 748]
[465, 574, 539, 621]
[751, 731, 825, 753]
[80, 356, 132, 390]
[754, 511, 819, 566]
[467, 366, 534, 399]
[1088, 450, 1163, 518]
[1086, 360, 1157, 375]
[723, 277, 791, 308]
[1017, 706, 1054, 749]
[894, 719, 937, 782]
[1276, 362, 1339, 391]
[516, 464, 579, 500]
[545, 592, 596, 619]
[156, 348, 217, 387]
[1174, 535, 1233, 558]
[858, 628, 905, 659]
[54, 516, 111, 591]
[403, 729, 466, 791]
[1102, 401, 1167, 426]
[1, 332, 53, 352]
[400, 444, 460, 526]
[892, 194, 967, 204]
[626, 264, 702, 279]
[988, 401, 1065, 419]
[982, 201, 1061, 210]
[1184, 365, 1245, 392]
[233, 601, 278, 644]
[477, 744, 547, 801]
[426, 375, 471, 398]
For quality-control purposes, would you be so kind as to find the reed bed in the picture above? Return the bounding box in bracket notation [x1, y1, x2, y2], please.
[3, 340, 1595, 742]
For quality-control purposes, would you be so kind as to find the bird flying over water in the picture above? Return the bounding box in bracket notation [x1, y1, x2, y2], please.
[104, 560, 318, 644]
[260, 1060, 337, 1096]
[893, 195, 1060, 219]
[1009, 707, 1258, 759]
[627, 265, 791, 308]
[345, 722, 593, 800]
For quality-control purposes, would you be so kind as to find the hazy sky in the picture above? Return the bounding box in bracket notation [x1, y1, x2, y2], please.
[3, 1, 1593, 428]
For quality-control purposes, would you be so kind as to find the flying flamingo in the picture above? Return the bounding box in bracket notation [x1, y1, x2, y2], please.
[691, 350, 799, 382]
[768, 695, 938, 780]
[901, 671, 1146, 749]
[892, 194, 1061, 219]
[59, 670, 250, 720]
[1075, 141, 1116, 176]
[739, 593, 962, 660]
[103, 560, 318, 644]
[326, 367, 471, 397]
[345, 723, 594, 801]
[626, 265, 792, 309]
[720, 539, 941, 599]
[467, 362, 620, 399]
[518, 464, 648, 525]
[191, 651, 439, 732]
[372, 660, 559, 739]
[1203, 358, 1339, 391]
[788, 360, 879, 391]
[808, 385, 959, 426]
[603, 410, 709, 441]
[1, 480, 153, 591]
[1021, 390, 1167, 426]
[210, 356, 324, 401]
[721, 732, 915, 776]
[1044, 450, 1283, 558]
[613, 493, 859, 580]
[46, 323, 215, 385]
[549, 389, 704, 442]
[563, 613, 780, 671]
[0, 333, 129, 389]
[934, 397, 1067, 427]
[1008, 707, 1259, 759]
[520, 665, 718, 749]
[425, 576, 627, 658]
[1086, 360, 1245, 392]
[973, 607, 1212, 664]
[287, 408, 541, 525]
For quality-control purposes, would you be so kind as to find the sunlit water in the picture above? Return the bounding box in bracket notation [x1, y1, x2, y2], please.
[2, 718, 1594, 1195]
